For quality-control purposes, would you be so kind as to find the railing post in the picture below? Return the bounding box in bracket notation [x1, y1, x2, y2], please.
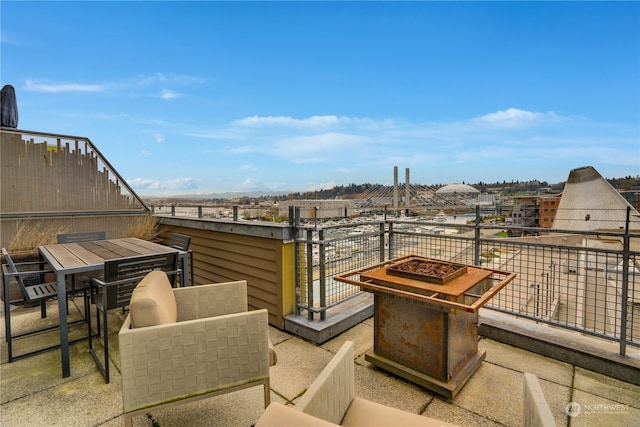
[388, 222, 395, 259]
[314, 206, 319, 229]
[318, 229, 326, 321]
[289, 206, 295, 227]
[233, 206, 238, 221]
[379, 222, 385, 263]
[198, 206, 202, 218]
[306, 228, 315, 320]
[474, 205, 481, 266]
[171, 204, 176, 217]
[293, 206, 301, 315]
[619, 206, 631, 356]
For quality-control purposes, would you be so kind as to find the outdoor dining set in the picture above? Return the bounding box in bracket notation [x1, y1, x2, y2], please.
[2, 231, 557, 427]
[2, 232, 280, 426]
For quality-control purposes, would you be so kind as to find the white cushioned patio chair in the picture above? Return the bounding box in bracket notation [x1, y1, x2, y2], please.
[119, 272, 276, 427]
[256, 341, 459, 427]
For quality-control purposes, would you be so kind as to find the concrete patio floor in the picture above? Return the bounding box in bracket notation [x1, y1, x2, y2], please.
[1, 296, 639, 427]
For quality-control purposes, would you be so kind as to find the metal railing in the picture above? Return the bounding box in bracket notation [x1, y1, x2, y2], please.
[294, 207, 639, 356]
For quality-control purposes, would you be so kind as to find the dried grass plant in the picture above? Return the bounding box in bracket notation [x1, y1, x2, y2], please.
[122, 214, 159, 241]
[8, 218, 71, 252]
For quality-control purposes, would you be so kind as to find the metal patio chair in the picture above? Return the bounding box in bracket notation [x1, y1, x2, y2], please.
[169, 232, 194, 286]
[89, 252, 180, 383]
[2, 248, 86, 361]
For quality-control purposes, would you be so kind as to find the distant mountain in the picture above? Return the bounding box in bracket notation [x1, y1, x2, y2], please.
[141, 175, 638, 202]
[142, 190, 293, 201]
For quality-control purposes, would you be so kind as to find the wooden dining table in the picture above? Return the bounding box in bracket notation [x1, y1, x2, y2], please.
[38, 237, 187, 378]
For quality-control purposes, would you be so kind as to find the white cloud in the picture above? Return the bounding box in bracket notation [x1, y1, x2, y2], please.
[164, 178, 197, 190]
[128, 178, 157, 189]
[306, 181, 336, 191]
[227, 145, 259, 154]
[131, 73, 203, 88]
[232, 178, 290, 192]
[234, 178, 260, 191]
[187, 131, 242, 140]
[471, 108, 561, 129]
[232, 115, 394, 131]
[25, 79, 106, 93]
[140, 149, 152, 157]
[128, 177, 197, 191]
[23, 72, 201, 96]
[182, 109, 633, 190]
[233, 115, 336, 128]
[153, 133, 166, 143]
[272, 133, 370, 163]
[159, 89, 180, 99]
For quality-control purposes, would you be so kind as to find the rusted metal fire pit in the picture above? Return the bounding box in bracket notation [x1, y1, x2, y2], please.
[336, 255, 516, 399]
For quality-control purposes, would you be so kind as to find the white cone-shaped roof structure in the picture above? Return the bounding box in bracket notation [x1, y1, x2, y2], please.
[552, 166, 640, 231]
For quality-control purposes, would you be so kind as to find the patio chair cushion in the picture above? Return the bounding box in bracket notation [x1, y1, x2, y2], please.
[341, 397, 457, 427]
[255, 402, 336, 427]
[129, 271, 177, 328]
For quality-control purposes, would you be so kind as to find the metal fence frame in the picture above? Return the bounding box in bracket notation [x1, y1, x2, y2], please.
[294, 207, 639, 356]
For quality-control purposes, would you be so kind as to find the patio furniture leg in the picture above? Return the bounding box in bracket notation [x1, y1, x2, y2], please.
[103, 305, 110, 382]
[89, 300, 110, 383]
[57, 271, 70, 378]
[4, 275, 13, 355]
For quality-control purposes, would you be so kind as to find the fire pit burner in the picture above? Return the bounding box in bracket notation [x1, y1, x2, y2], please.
[386, 257, 467, 285]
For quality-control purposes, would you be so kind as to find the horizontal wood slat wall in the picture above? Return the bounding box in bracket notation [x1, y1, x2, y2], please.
[158, 224, 288, 329]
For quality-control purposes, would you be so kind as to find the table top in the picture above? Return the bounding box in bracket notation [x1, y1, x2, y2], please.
[335, 255, 517, 313]
[361, 264, 493, 297]
[40, 238, 177, 274]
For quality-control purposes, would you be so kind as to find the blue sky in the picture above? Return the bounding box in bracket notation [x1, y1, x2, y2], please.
[2, 1, 638, 196]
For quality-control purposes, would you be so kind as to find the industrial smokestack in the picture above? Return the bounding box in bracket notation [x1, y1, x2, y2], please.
[393, 166, 399, 210]
[405, 168, 410, 209]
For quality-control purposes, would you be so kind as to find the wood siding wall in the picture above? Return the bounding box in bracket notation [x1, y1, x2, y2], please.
[157, 224, 292, 329]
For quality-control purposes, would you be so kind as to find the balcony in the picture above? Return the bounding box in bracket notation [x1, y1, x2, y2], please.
[2, 295, 639, 426]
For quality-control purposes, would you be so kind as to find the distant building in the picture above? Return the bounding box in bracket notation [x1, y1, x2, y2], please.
[538, 194, 562, 228]
[434, 183, 479, 205]
[278, 199, 356, 219]
[510, 195, 538, 231]
[477, 192, 497, 206]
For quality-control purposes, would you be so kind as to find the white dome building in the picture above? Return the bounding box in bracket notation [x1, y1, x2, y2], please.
[435, 183, 480, 195]
[433, 183, 480, 205]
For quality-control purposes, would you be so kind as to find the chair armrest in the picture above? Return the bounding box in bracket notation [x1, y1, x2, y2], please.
[119, 308, 270, 413]
[255, 403, 338, 427]
[2, 264, 54, 277]
[523, 373, 557, 427]
[173, 280, 248, 321]
[295, 341, 355, 425]
[341, 398, 461, 427]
